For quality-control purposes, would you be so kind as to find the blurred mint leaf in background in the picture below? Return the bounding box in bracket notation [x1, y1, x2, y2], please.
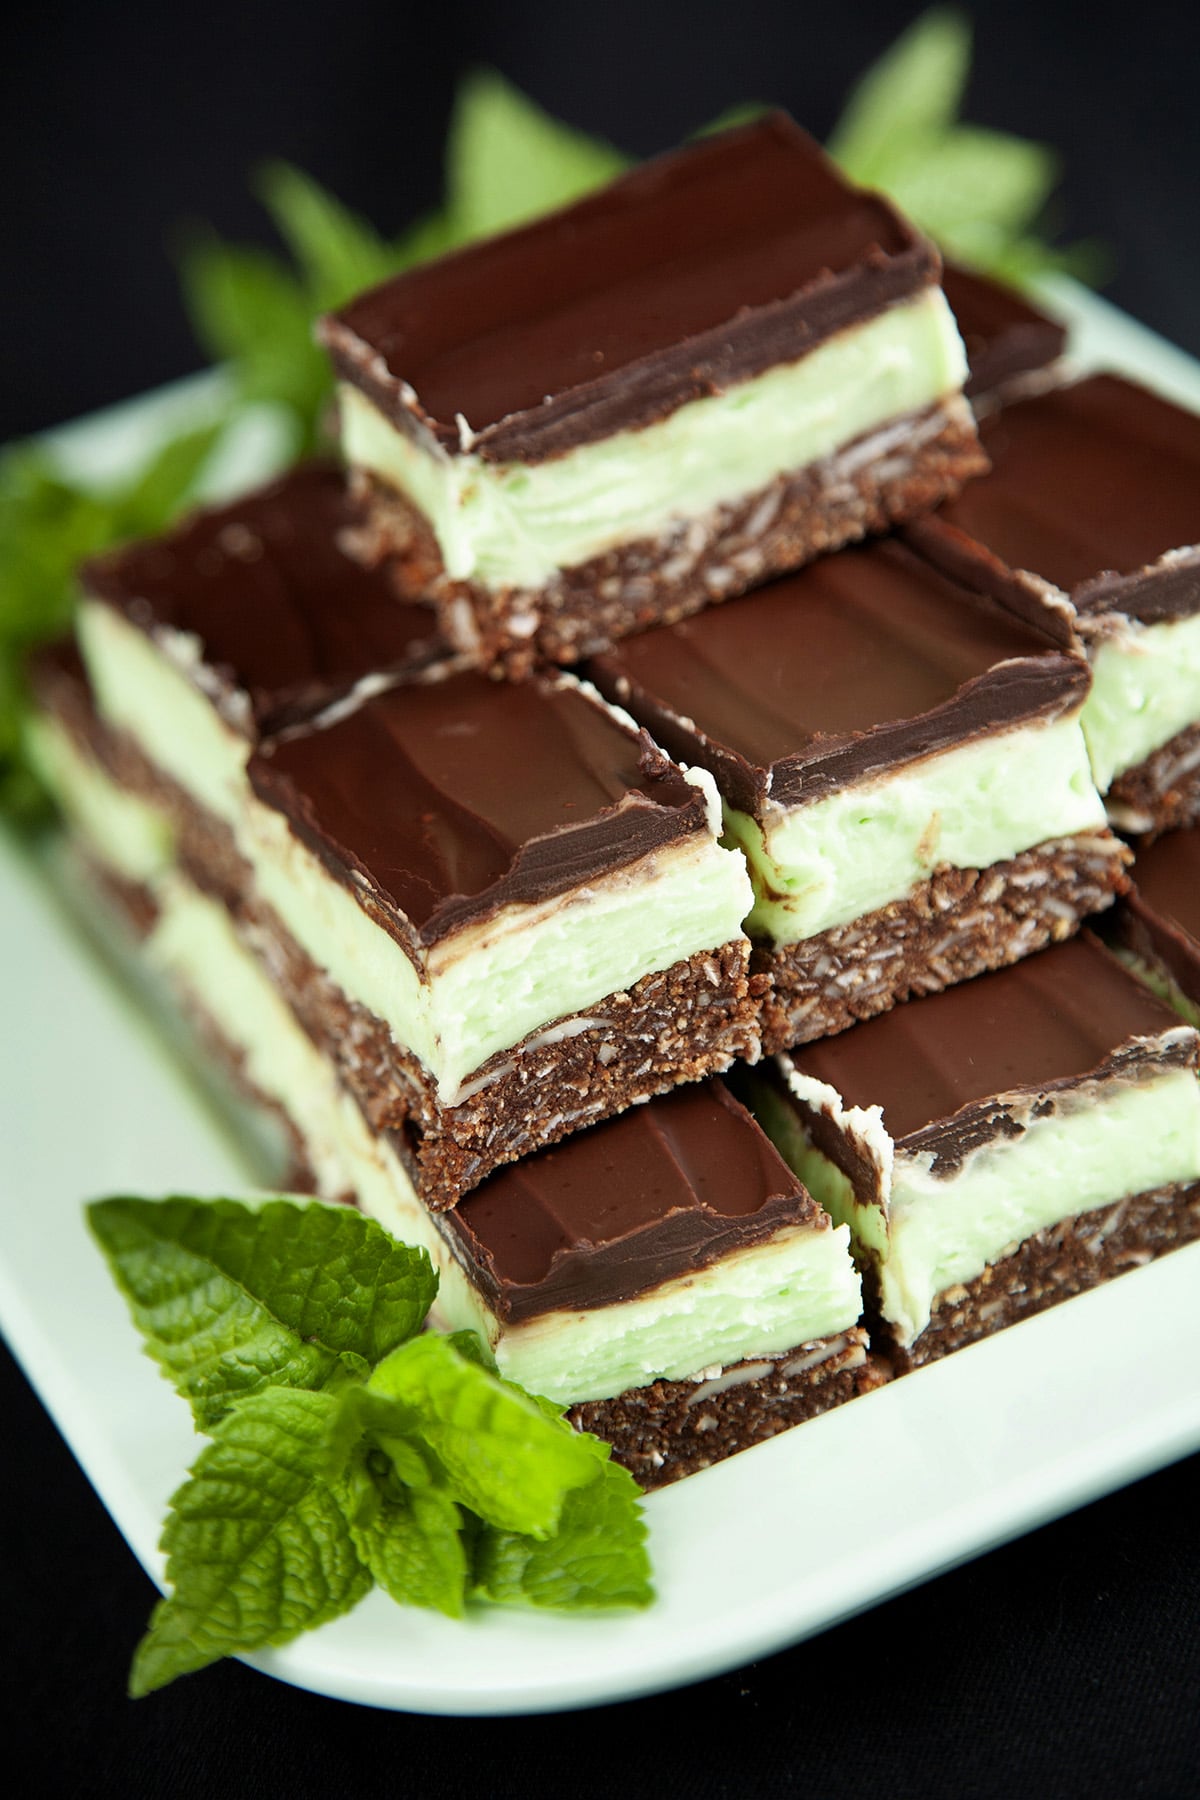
[827, 9, 1101, 282]
[447, 68, 629, 240]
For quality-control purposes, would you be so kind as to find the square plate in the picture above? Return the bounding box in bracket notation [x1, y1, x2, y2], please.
[4, 279, 1200, 1715]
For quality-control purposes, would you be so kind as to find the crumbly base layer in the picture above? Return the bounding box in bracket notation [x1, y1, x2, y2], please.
[243, 896, 762, 1208]
[347, 396, 986, 677]
[568, 1327, 889, 1489]
[877, 1180, 1200, 1374]
[1104, 720, 1200, 840]
[755, 831, 1130, 1053]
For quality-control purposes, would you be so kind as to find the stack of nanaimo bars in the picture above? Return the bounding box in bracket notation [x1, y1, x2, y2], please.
[30, 115, 1200, 1486]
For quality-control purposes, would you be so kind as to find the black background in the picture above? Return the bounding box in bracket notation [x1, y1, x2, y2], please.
[4, 2, 1200, 1793]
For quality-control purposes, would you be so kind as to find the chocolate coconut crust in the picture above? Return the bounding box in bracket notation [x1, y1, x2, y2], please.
[248, 670, 713, 952]
[756, 832, 1130, 1053]
[876, 1180, 1200, 1374]
[351, 396, 987, 677]
[569, 1328, 888, 1489]
[252, 903, 761, 1210]
[1104, 721, 1200, 839]
[79, 462, 451, 740]
[320, 115, 940, 466]
[940, 261, 1068, 401]
[442, 1080, 825, 1322]
[589, 535, 1084, 817]
[910, 374, 1200, 623]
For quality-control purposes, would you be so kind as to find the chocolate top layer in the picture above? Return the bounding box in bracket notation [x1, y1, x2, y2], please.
[321, 114, 937, 465]
[443, 1080, 825, 1322]
[790, 934, 1185, 1151]
[81, 463, 448, 739]
[249, 673, 709, 949]
[588, 538, 1084, 815]
[941, 261, 1067, 398]
[923, 375, 1200, 621]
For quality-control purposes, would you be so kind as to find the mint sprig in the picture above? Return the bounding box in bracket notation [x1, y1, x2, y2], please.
[827, 9, 1101, 283]
[88, 1195, 653, 1693]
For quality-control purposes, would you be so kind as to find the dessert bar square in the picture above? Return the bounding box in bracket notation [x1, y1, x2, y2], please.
[751, 935, 1200, 1370]
[321, 114, 984, 674]
[588, 537, 1127, 1050]
[56, 627, 758, 1207]
[907, 373, 1200, 837]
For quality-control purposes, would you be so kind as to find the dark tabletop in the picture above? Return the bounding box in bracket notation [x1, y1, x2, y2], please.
[4, 2, 1200, 1792]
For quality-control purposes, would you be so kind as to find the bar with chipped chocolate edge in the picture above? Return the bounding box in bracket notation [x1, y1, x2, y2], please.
[587, 536, 1128, 1052]
[320, 113, 984, 676]
[744, 934, 1200, 1372]
[906, 374, 1200, 838]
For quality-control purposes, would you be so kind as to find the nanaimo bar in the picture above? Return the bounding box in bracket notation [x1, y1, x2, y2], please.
[321, 114, 984, 674]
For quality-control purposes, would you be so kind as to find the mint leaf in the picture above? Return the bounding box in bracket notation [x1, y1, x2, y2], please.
[828, 9, 1097, 284]
[178, 236, 325, 448]
[828, 9, 971, 184]
[113, 421, 227, 539]
[365, 1333, 598, 1537]
[334, 1443, 467, 1618]
[472, 1454, 654, 1611]
[447, 68, 628, 240]
[88, 1195, 437, 1428]
[879, 124, 1058, 259]
[256, 162, 400, 312]
[130, 1386, 370, 1695]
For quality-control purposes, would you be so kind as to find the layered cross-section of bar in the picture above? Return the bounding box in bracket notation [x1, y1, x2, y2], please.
[321, 114, 983, 674]
[70, 486, 759, 1208]
[589, 537, 1127, 1050]
[908, 374, 1200, 837]
[749, 935, 1200, 1370]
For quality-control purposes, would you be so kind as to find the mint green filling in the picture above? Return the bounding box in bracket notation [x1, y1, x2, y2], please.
[242, 796, 753, 1103]
[77, 600, 249, 825]
[1113, 949, 1200, 1032]
[1082, 612, 1200, 791]
[746, 1074, 890, 1263]
[758, 1061, 1200, 1347]
[491, 1224, 862, 1404]
[728, 711, 1105, 946]
[884, 1068, 1200, 1343]
[25, 711, 174, 885]
[339, 287, 967, 591]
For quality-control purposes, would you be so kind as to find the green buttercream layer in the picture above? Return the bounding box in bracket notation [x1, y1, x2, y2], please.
[339, 288, 967, 590]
